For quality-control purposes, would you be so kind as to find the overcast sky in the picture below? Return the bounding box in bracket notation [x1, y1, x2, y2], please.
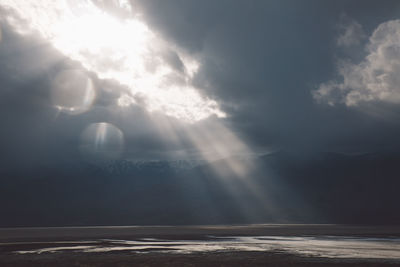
[1, 0, 400, 165]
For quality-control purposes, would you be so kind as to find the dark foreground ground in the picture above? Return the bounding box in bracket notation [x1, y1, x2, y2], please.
[1, 251, 399, 267]
[1, 225, 399, 267]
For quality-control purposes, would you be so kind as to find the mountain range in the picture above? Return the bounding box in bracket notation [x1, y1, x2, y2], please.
[1, 151, 399, 226]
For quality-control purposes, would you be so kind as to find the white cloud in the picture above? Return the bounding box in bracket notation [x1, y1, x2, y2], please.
[337, 15, 366, 47]
[314, 19, 400, 107]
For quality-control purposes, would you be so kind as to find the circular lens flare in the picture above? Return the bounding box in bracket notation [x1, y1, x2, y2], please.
[80, 122, 124, 160]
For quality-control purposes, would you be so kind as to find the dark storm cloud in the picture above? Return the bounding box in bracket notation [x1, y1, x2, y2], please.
[161, 49, 185, 73]
[0, 23, 64, 167]
[1, 0, 400, 168]
[131, 0, 400, 153]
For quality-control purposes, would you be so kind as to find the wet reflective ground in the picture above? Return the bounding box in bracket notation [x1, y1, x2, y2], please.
[1, 225, 400, 266]
[6, 236, 400, 260]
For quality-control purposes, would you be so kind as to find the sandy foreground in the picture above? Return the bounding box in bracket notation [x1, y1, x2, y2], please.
[0, 225, 399, 266]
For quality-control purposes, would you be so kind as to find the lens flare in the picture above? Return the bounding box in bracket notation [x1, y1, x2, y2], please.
[80, 122, 124, 160]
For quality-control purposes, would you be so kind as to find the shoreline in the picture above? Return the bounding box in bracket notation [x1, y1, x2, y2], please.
[1, 224, 400, 243]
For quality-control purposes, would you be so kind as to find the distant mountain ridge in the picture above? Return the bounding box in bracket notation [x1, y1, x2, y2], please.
[92, 159, 207, 176]
[1, 150, 399, 226]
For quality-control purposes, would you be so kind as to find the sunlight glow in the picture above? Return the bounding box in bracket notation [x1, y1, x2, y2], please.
[0, 0, 225, 122]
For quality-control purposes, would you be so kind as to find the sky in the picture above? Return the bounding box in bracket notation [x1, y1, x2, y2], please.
[1, 0, 400, 226]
